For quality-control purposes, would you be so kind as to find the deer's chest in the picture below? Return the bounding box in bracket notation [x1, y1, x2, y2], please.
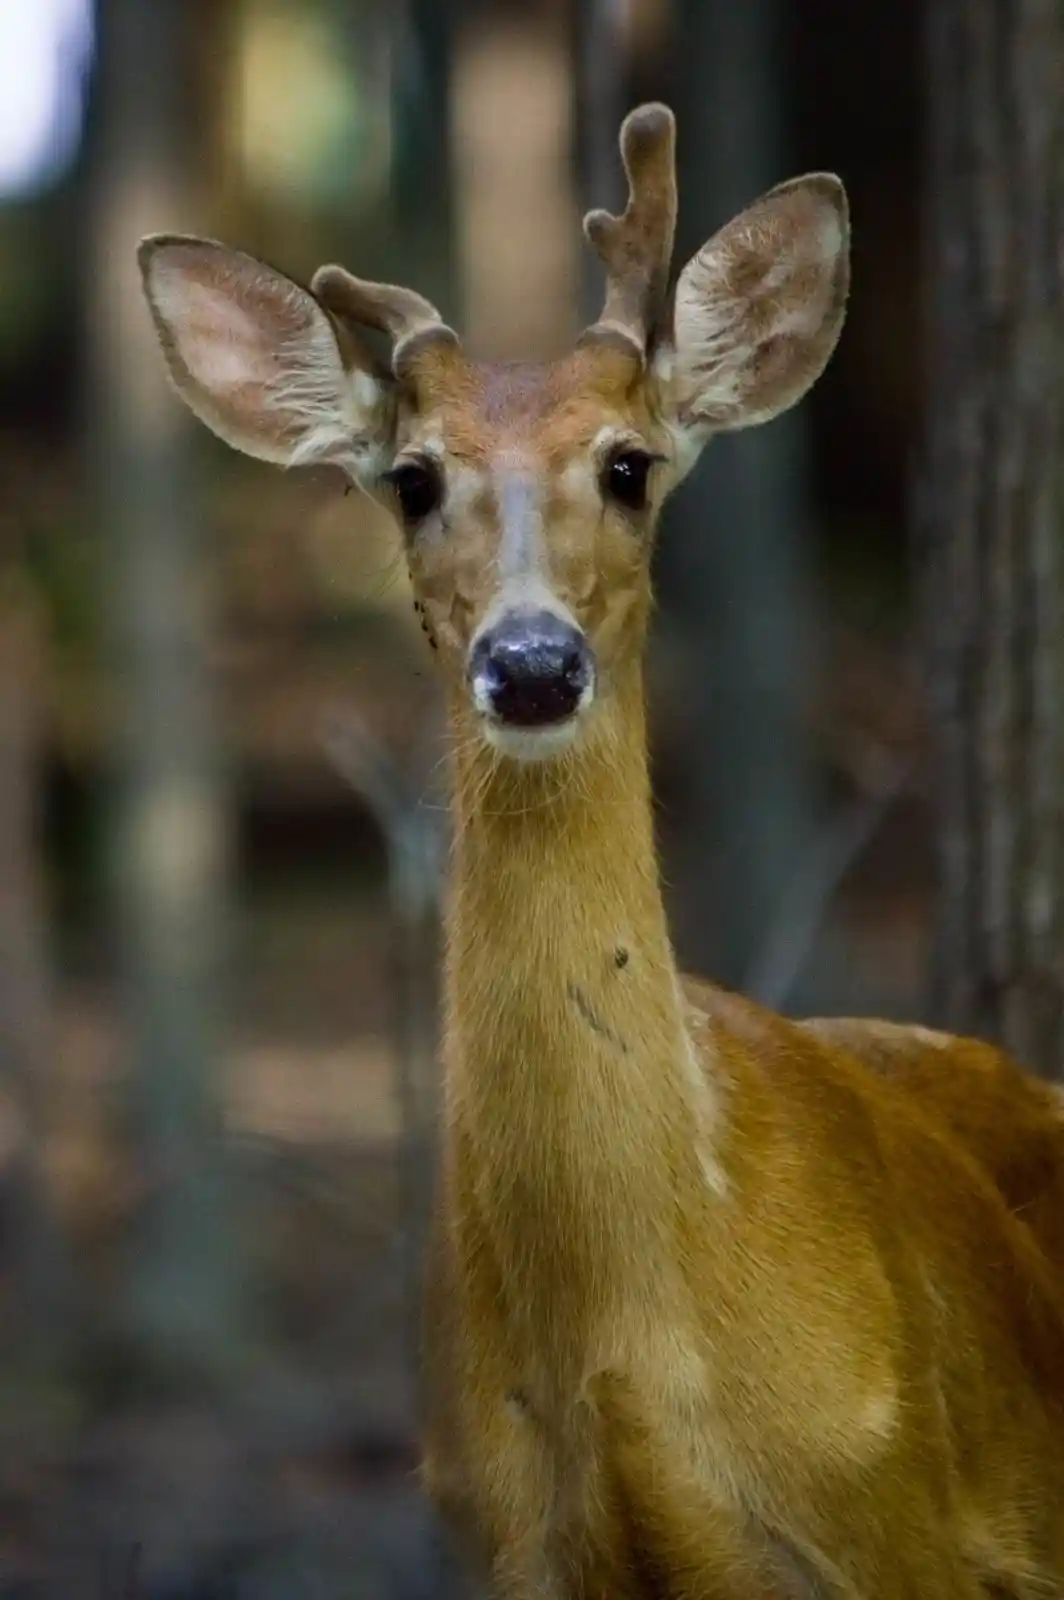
[423, 1178, 894, 1594]
[428, 1330, 824, 1599]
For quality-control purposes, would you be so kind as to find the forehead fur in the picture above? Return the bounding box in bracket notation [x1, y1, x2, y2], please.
[406, 344, 656, 465]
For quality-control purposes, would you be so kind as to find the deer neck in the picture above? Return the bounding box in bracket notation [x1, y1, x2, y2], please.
[442, 668, 715, 1317]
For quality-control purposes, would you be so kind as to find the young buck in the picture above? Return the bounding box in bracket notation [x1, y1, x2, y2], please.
[139, 105, 1064, 1597]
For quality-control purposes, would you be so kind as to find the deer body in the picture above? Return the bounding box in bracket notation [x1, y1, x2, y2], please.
[424, 674, 1064, 1598]
[139, 103, 1064, 1597]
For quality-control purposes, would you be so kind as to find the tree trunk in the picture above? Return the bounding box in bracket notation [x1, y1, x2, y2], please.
[0, 577, 70, 1356]
[87, 0, 244, 1378]
[922, 0, 1064, 1076]
[572, 0, 630, 324]
[393, 0, 458, 319]
[658, 0, 817, 997]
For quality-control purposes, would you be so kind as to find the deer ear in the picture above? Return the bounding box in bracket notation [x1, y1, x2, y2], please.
[656, 175, 849, 439]
[138, 235, 394, 480]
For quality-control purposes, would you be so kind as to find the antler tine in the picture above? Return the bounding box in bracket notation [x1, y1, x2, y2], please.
[311, 265, 459, 378]
[582, 103, 678, 353]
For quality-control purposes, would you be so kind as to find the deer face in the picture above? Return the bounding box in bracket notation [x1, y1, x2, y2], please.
[374, 345, 673, 759]
[139, 106, 849, 763]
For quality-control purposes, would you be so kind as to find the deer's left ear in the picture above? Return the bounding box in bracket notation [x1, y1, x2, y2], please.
[655, 174, 849, 441]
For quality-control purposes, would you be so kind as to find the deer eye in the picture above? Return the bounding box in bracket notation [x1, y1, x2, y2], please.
[384, 459, 443, 525]
[602, 448, 655, 512]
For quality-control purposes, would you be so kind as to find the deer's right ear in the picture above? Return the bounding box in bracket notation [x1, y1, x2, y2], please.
[137, 236, 394, 480]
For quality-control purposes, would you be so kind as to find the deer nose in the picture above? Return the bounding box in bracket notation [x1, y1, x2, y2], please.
[470, 611, 594, 728]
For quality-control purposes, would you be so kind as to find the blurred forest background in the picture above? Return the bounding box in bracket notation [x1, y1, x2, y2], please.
[0, 0, 1054, 1594]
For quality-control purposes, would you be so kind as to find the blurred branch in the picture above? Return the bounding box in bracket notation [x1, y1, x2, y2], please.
[744, 754, 912, 1012]
[323, 703, 467, 1598]
[321, 704, 446, 1377]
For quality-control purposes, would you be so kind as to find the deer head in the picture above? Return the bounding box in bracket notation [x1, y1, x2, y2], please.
[139, 105, 848, 762]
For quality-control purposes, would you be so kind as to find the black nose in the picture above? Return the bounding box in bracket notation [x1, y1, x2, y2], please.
[470, 611, 594, 728]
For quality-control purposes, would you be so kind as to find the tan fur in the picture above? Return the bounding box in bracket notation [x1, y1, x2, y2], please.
[424, 693, 1064, 1598]
[137, 103, 1064, 1598]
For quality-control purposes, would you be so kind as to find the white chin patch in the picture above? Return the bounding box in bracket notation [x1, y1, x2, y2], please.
[483, 719, 583, 763]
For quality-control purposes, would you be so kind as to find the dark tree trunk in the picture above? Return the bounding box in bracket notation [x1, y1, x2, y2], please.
[572, 0, 631, 323]
[658, 0, 817, 997]
[393, 0, 458, 318]
[922, 0, 1064, 1076]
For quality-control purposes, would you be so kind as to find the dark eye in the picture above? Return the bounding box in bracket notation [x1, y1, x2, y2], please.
[385, 459, 443, 525]
[603, 448, 654, 512]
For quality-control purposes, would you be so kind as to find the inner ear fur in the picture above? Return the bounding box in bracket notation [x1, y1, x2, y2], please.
[661, 173, 850, 433]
